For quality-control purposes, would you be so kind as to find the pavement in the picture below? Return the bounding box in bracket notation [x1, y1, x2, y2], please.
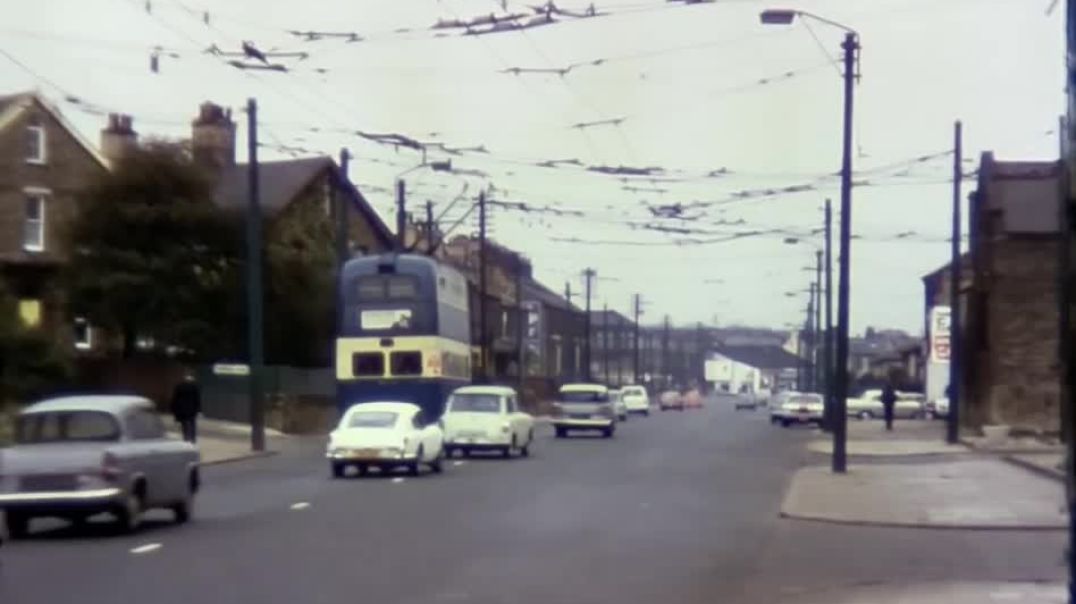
[808, 417, 969, 456]
[1, 396, 1066, 604]
[161, 415, 289, 465]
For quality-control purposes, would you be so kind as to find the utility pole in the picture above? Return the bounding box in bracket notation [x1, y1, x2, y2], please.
[696, 321, 705, 392]
[815, 250, 823, 392]
[823, 199, 834, 431]
[478, 190, 488, 383]
[516, 255, 525, 402]
[245, 98, 265, 452]
[662, 315, 670, 388]
[395, 179, 406, 251]
[425, 200, 435, 254]
[565, 282, 572, 305]
[582, 268, 596, 381]
[832, 32, 859, 474]
[603, 303, 610, 384]
[617, 320, 624, 386]
[807, 283, 816, 392]
[947, 120, 963, 444]
[633, 294, 642, 385]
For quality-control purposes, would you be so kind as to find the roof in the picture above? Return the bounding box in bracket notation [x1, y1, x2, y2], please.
[0, 91, 110, 169]
[22, 395, 152, 415]
[559, 383, 609, 392]
[522, 278, 579, 312]
[716, 345, 801, 370]
[590, 309, 633, 327]
[212, 156, 395, 248]
[451, 385, 516, 396]
[343, 401, 421, 415]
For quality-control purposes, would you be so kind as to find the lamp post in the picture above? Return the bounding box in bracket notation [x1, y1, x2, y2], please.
[762, 8, 859, 473]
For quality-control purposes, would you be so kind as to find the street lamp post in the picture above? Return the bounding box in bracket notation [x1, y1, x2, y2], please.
[762, 8, 859, 473]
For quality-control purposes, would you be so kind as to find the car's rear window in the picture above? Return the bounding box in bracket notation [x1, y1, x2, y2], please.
[449, 394, 501, 413]
[623, 388, 644, 396]
[347, 411, 398, 428]
[16, 411, 121, 444]
[560, 390, 608, 403]
[790, 395, 822, 405]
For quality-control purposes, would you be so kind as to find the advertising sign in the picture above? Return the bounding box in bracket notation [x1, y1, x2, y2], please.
[930, 306, 951, 362]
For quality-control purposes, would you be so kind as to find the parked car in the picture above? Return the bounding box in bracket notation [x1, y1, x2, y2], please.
[733, 393, 758, 411]
[551, 384, 616, 438]
[326, 402, 445, 477]
[620, 385, 651, 416]
[926, 396, 949, 419]
[658, 390, 684, 411]
[0, 395, 200, 538]
[846, 390, 925, 420]
[683, 389, 704, 409]
[770, 391, 824, 427]
[609, 389, 628, 422]
[441, 385, 534, 458]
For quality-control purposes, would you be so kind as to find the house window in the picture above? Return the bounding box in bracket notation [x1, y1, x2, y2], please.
[74, 318, 92, 350]
[23, 193, 46, 251]
[26, 119, 46, 164]
[18, 299, 42, 328]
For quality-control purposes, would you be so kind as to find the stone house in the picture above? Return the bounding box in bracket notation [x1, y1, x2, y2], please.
[0, 91, 110, 353]
[963, 154, 1062, 433]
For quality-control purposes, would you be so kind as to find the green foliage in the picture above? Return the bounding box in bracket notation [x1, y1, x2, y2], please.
[65, 142, 243, 360]
[0, 284, 72, 404]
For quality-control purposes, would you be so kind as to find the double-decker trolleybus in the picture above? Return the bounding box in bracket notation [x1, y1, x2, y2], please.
[335, 253, 472, 419]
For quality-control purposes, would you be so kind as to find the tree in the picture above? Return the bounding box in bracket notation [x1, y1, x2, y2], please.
[0, 283, 71, 402]
[66, 142, 242, 360]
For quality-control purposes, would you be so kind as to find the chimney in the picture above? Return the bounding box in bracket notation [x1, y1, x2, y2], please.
[191, 101, 235, 171]
[100, 113, 138, 163]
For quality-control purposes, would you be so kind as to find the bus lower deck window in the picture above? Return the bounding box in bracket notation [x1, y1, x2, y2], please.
[353, 352, 385, 377]
[390, 351, 423, 376]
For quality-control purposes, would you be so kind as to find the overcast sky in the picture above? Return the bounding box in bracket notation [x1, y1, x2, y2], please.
[1, 0, 1064, 334]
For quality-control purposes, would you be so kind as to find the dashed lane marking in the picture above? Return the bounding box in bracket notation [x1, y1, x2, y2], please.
[452, 460, 466, 467]
[130, 543, 162, 555]
[290, 502, 311, 510]
[391, 477, 406, 484]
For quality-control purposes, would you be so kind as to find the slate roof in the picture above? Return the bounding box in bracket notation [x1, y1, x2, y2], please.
[522, 278, 579, 312]
[716, 345, 801, 370]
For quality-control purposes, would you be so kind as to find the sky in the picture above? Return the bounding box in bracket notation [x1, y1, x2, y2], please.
[0, 0, 1065, 334]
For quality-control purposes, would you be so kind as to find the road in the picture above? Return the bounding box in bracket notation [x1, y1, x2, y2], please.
[0, 396, 1065, 604]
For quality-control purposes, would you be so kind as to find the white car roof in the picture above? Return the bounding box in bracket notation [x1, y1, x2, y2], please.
[451, 385, 515, 396]
[559, 383, 609, 393]
[23, 395, 153, 416]
[344, 401, 420, 415]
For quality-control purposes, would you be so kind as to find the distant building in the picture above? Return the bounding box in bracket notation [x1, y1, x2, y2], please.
[707, 345, 802, 396]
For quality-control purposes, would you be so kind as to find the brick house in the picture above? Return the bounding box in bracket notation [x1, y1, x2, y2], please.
[963, 154, 1062, 433]
[0, 91, 110, 352]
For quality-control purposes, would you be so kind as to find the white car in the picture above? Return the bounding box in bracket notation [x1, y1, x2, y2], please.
[442, 385, 535, 458]
[620, 385, 651, 416]
[326, 402, 445, 477]
[551, 384, 616, 438]
[609, 389, 628, 422]
[770, 391, 824, 427]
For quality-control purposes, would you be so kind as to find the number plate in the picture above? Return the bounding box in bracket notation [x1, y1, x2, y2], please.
[353, 448, 380, 459]
[570, 413, 590, 420]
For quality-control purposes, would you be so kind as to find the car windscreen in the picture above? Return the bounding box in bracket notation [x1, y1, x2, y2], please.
[346, 411, 399, 428]
[449, 394, 501, 413]
[16, 411, 121, 444]
[622, 388, 644, 396]
[789, 396, 822, 405]
[559, 390, 609, 403]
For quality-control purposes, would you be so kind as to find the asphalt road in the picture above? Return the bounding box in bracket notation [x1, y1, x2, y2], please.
[0, 397, 1065, 604]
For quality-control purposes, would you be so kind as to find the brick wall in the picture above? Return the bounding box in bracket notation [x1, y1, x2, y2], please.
[976, 237, 1061, 433]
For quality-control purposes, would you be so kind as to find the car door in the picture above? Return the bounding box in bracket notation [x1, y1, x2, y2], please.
[413, 410, 441, 460]
[123, 409, 173, 505]
[504, 394, 526, 443]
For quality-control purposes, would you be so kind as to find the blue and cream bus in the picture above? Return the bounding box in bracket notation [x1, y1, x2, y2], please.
[335, 253, 472, 419]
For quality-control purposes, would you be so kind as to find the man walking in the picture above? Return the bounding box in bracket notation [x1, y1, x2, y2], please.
[881, 381, 897, 432]
[171, 371, 201, 443]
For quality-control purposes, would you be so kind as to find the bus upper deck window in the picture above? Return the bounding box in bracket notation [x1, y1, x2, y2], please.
[353, 352, 385, 377]
[386, 276, 417, 300]
[356, 276, 417, 301]
[390, 351, 422, 376]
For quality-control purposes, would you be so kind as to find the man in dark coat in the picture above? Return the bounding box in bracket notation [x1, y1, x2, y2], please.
[171, 372, 201, 443]
[881, 382, 898, 431]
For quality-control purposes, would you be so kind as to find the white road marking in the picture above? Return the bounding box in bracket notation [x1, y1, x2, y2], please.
[391, 477, 406, 484]
[452, 460, 466, 467]
[290, 502, 310, 510]
[130, 543, 162, 555]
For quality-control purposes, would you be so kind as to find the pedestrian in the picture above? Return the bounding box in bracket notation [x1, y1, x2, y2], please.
[171, 370, 201, 443]
[881, 382, 897, 431]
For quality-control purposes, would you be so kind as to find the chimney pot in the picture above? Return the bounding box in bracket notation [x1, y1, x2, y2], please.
[191, 101, 236, 172]
[100, 113, 138, 163]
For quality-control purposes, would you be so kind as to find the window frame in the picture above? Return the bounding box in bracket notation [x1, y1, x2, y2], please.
[22, 189, 48, 252]
[25, 120, 46, 165]
[126, 409, 166, 441]
[74, 317, 92, 350]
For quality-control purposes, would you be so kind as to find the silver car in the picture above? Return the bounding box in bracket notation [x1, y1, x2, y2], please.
[0, 395, 200, 538]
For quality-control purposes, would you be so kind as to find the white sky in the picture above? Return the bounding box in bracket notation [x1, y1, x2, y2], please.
[1, 0, 1064, 334]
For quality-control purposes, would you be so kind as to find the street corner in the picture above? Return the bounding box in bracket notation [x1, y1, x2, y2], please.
[780, 459, 1068, 530]
[806, 438, 969, 457]
[769, 581, 1065, 604]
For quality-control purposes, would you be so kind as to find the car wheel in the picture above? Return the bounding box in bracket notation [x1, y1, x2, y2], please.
[857, 411, 873, 421]
[429, 448, 445, 474]
[356, 464, 369, 476]
[602, 427, 614, 438]
[555, 427, 567, 438]
[408, 448, 423, 476]
[781, 419, 792, 428]
[114, 485, 144, 534]
[503, 437, 515, 459]
[5, 512, 30, 540]
[171, 472, 197, 524]
[642, 410, 649, 417]
[331, 461, 346, 479]
[521, 430, 533, 457]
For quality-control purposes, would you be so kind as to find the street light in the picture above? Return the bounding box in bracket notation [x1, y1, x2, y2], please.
[762, 8, 859, 473]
